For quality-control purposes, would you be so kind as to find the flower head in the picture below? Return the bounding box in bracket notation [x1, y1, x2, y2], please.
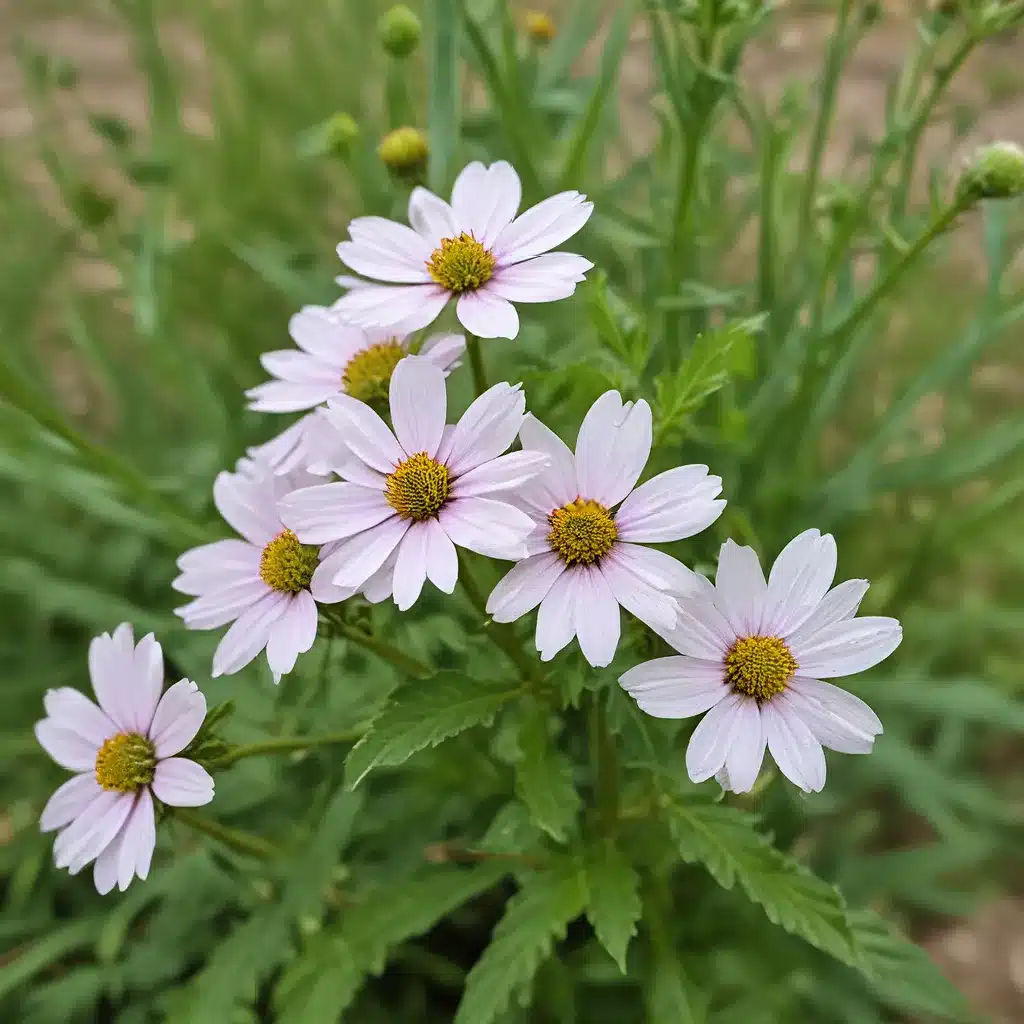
[35, 624, 214, 894]
[485, 391, 726, 668]
[379, 4, 421, 58]
[378, 126, 429, 178]
[959, 141, 1024, 201]
[618, 531, 902, 794]
[279, 356, 550, 610]
[334, 160, 594, 339]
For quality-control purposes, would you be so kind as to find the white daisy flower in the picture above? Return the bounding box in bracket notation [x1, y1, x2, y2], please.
[333, 160, 594, 339]
[243, 306, 464, 475]
[485, 391, 727, 668]
[173, 460, 366, 681]
[279, 355, 549, 610]
[618, 530, 902, 794]
[35, 623, 214, 894]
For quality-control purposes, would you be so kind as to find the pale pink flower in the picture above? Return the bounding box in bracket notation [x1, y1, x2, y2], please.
[486, 391, 726, 668]
[35, 623, 213, 894]
[618, 531, 901, 794]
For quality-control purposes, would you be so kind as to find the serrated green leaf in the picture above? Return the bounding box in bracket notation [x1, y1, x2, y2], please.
[584, 839, 641, 973]
[515, 711, 581, 843]
[665, 798, 857, 966]
[454, 862, 588, 1024]
[346, 673, 523, 787]
[478, 801, 544, 855]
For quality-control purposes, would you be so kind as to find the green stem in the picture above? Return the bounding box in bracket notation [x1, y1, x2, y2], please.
[207, 729, 364, 770]
[466, 332, 488, 397]
[321, 611, 434, 678]
[589, 695, 620, 834]
[173, 808, 282, 859]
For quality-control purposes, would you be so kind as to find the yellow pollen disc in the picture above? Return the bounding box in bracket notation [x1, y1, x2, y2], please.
[426, 232, 496, 293]
[260, 529, 319, 594]
[95, 733, 156, 792]
[386, 451, 450, 521]
[342, 339, 405, 405]
[548, 498, 618, 566]
[724, 636, 798, 701]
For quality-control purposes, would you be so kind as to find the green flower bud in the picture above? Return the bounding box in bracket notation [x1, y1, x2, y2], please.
[378, 125, 428, 178]
[323, 112, 360, 158]
[379, 4, 421, 59]
[524, 10, 557, 43]
[959, 141, 1024, 201]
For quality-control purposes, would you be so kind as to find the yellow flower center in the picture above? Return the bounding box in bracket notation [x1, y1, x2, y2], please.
[95, 733, 157, 792]
[724, 636, 798, 701]
[260, 529, 319, 593]
[548, 498, 618, 566]
[385, 451, 450, 521]
[427, 232, 496, 293]
[342, 339, 405, 405]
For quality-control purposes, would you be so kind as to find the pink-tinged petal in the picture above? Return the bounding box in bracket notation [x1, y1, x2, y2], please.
[118, 787, 155, 889]
[35, 720, 98, 772]
[266, 591, 318, 679]
[493, 191, 593, 265]
[761, 530, 837, 636]
[176, 579, 269, 631]
[517, 413, 578, 510]
[618, 656, 729, 720]
[487, 253, 593, 302]
[419, 331, 466, 371]
[439, 497, 534, 560]
[790, 617, 902, 679]
[452, 450, 550, 498]
[148, 679, 207, 758]
[392, 522, 430, 611]
[444, 382, 526, 476]
[246, 379, 340, 414]
[451, 161, 522, 247]
[279, 482, 392, 544]
[54, 790, 133, 874]
[335, 274, 370, 291]
[574, 567, 620, 668]
[761, 700, 826, 793]
[87, 624, 137, 732]
[213, 471, 279, 546]
[258, 349, 340, 386]
[786, 676, 882, 752]
[720, 698, 765, 793]
[327, 516, 411, 590]
[334, 282, 450, 333]
[598, 556, 677, 632]
[42, 689, 116, 747]
[289, 305, 368, 360]
[129, 633, 165, 735]
[615, 465, 726, 543]
[604, 544, 707, 600]
[337, 241, 433, 284]
[423, 518, 458, 594]
[324, 393, 404, 473]
[456, 290, 520, 340]
[92, 826, 123, 895]
[574, 392, 651, 506]
[409, 186, 457, 241]
[40, 773, 102, 832]
[778, 689, 875, 755]
[361, 549, 399, 604]
[487, 552, 565, 623]
[173, 546, 261, 597]
[212, 590, 291, 677]
[341, 215, 433, 274]
[151, 758, 215, 807]
[390, 356, 446, 459]
[309, 565, 359, 605]
[712, 539, 767, 638]
[176, 539, 260, 575]
[685, 692, 748, 783]
[658, 598, 733, 660]
[785, 580, 870, 646]
[536, 567, 581, 662]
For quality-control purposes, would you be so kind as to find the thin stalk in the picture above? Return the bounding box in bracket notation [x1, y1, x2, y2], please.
[207, 729, 364, 770]
[589, 695, 620, 834]
[466, 332, 488, 397]
[173, 808, 282, 859]
[321, 612, 434, 678]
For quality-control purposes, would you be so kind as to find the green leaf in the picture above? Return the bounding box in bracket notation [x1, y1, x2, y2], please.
[0, 921, 100, 1001]
[515, 711, 581, 843]
[454, 861, 587, 1024]
[665, 798, 857, 966]
[646, 947, 705, 1024]
[345, 672, 522, 787]
[427, 0, 459, 192]
[584, 839, 641, 973]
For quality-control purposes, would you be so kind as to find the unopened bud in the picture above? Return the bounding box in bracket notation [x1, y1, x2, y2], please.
[379, 4, 421, 58]
[378, 125, 428, 178]
[959, 141, 1024, 201]
[324, 112, 360, 158]
[524, 10, 557, 43]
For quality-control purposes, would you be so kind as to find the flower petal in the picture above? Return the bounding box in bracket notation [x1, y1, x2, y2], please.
[424, 518, 459, 594]
[390, 355, 446, 459]
[493, 191, 594, 265]
[87, 623, 138, 732]
[444, 382, 526, 476]
[324, 393, 404, 473]
[333, 282, 450, 333]
[246, 379, 339, 414]
[720, 698, 765, 793]
[606, 544, 708, 600]
[598, 556, 678, 633]
[713, 539, 767, 638]
[326, 515, 411, 590]
[685, 692, 748, 783]
[451, 160, 522, 247]
[337, 216, 433, 282]
[615, 465, 726, 543]
[762, 700, 827, 793]
[439, 497, 534, 560]
[279, 482, 393, 544]
[289, 306, 367, 360]
[173, 541, 261, 597]
[265, 591, 318, 679]
[213, 470, 279, 546]
[536, 566, 580, 661]
[487, 552, 565, 623]
[258, 348, 340, 386]
[574, 566, 621, 668]
[762, 529, 838, 636]
[92, 825, 124, 895]
[129, 633, 165, 736]
[456, 290, 520, 339]
[452, 450, 550, 498]
[54, 790, 134, 874]
[786, 676, 882, 754]
[117, 787, 156, 889]
[176, 579, 269, 631]
[658, 597, 733, 660]
[42, 689, 116, 747]
[212, 590, 291, 677]
[392, 522, 430, 611]
[419, 331, 466, 373]
[575, 391, 652, 506]
[148, 679, 207, 758]
[487, 252, 593, 302]
[176, 538, 260, 575]
[151, 758, 215, 807]
[618, 656, 729, 719]
[517, 413, 578, 511]
[785, 580, 870, 646]
[408, 185, 457, 241]
[40, 773, 102, 833]
[35, 720, 99, 772]
[790, 617, 902, 678]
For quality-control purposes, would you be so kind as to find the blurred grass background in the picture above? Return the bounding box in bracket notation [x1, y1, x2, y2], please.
[1, 0, 1023, 1017]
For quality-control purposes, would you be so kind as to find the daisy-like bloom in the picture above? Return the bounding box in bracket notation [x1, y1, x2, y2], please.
[244, 306, 464, 474]
[485, 391, 727, 668]
[333, 160, 594, 339]
[174, 460, 363, 680]
[279, 355, 549, 610]
[35, 624, 213, 894]
[618, 531, 902, 794]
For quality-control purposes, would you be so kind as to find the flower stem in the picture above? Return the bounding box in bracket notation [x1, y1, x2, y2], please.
[207, 729, 364, 770]
[173, 808, 282, 859]
[321, 611, 434, 679]
[466, 332, 488, 397]
[589, 693, 620, 834]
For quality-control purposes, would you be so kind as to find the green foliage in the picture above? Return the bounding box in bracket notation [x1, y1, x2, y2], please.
[513, 708, 582, 843]
[584, 839, 642, 973]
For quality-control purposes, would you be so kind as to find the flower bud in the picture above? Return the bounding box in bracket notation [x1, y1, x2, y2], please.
[379, 4, 421, 58]
[324, 112, 360, 158]
[959, 141, 1024, 201]
[378, 125, 428, 178]
[524, 10, 557, 43]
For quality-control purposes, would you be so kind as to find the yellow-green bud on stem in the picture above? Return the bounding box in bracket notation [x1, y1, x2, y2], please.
[324, 113, 360, 158]
[379, 4, 421, 58]
[524, 10, 557, 43]
[958, 142, 1024, 201]
[378, 126, 428, 178]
